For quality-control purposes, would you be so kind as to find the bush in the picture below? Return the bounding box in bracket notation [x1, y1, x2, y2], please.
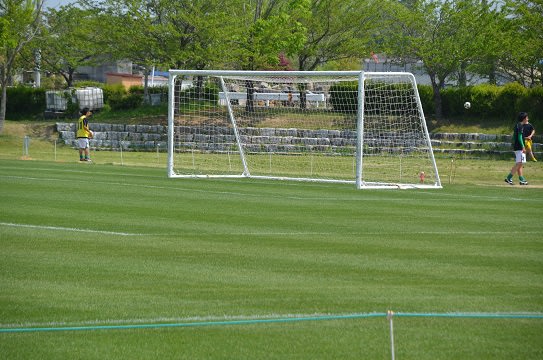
[108, 93, 143, 111]
[6, 86, 46, 119]
[63, 89, 80, 116]
[441, 86, 470, 117]
[181, 82, 219, 102]
[437, 83, 540, 123]
[330, 82, 435, 115]
[518, 86, 543, 126]
[148, 85, 168, 95]
[329, 82, 358, 113]
[101, 84, 126, 104]
[495, 82, 527, 119]
[469, 84, 501, 118]
[417, 84, 434, 116]
[74, 80, 104, 89]
[128, 85, 144, 95]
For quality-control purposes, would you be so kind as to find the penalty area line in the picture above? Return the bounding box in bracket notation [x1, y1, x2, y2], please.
[0, 222, 146, 237]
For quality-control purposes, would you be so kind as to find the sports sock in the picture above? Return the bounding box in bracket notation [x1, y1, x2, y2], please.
[519, 176, 526, 181]
[507, 173, 513, 180]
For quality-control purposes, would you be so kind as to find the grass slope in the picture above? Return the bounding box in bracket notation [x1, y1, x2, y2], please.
[0, 160, 542, 359]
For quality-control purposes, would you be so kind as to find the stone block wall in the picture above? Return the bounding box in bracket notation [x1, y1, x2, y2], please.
[57, 123, 168, 150]
[56, 122, 540, 157]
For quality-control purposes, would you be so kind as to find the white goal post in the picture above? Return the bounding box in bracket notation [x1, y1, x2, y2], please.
[167, 70, 441, 189]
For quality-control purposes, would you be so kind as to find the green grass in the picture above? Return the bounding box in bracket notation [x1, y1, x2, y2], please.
[429, 117, 513, 135]
[91, 104, 168, 124]
[0, 159, 542, 359]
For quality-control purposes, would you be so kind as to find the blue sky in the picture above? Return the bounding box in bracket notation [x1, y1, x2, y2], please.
[43, 0, 75, 9]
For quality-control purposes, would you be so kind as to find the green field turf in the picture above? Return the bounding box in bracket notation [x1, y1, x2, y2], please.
[1, 159, 542, 359]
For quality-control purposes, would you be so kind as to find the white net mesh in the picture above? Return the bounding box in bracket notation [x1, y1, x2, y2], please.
[168, 71, 440, 189]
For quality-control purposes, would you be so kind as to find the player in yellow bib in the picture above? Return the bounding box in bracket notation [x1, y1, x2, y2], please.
[522, 118, 537, 162]
[77, 108, 93, 161]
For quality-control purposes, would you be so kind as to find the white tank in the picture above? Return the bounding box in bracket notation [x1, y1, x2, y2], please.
[45, 91, 68, 111]
[76, 87, 104, 111]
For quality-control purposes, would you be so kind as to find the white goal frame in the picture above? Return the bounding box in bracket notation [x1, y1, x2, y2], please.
[167, 70, 441, 189]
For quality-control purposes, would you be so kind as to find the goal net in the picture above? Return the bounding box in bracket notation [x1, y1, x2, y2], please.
[167, 70, 441, 189]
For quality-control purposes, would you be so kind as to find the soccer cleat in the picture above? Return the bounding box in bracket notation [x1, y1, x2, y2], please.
[520, 180, 528, 185]
[504, 178, 513, 185]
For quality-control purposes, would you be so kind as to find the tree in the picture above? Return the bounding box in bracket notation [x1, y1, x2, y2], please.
[0, 0, 43, 132]
[222, 0, 309, 111]
[86, 0, 169, 102]
[498, 0, 543, 87]
[295, 0, 382, 71]
[40, 5, 101, 88]
[87, 0, 244, 102]
[383, 0, 503, 119]
[158, 0, 242, 70]
[231, 0, 308, 71]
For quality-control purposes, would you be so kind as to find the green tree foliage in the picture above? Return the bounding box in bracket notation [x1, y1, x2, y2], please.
[498, 0, 543, 87]
[230, 0, 308, 70]
[383, 0, 504, 119]
[91, 0, 247, 102]
[40, 5, 101, 87]
[89, 0, 169, 103]
[157, 0, 243, 69]
[91, 0, 245, 71]
[6, 0, 541, 125]
[0, 0, 43, 131]
[296, 0, 382, 71]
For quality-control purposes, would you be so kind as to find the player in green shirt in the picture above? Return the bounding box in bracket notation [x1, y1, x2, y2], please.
[505, 112, 529, 185]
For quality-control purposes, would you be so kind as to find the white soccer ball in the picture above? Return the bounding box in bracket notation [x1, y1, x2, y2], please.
[464, 101, 471, 109]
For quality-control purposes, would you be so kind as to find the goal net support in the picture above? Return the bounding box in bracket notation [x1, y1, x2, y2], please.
[167, 70, 441, 189]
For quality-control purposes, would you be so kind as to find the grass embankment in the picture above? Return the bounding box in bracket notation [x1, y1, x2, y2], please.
[1, 116, 541, 187]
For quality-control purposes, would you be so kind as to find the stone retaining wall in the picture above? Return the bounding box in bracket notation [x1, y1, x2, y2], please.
[57, 123, 168, 150]
[56, 122, 541, 156]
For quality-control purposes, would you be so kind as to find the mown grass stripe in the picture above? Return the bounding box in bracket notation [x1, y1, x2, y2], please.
[0, 222, 146, 236]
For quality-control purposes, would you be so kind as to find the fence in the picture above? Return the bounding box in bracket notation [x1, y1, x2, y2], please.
[2, 311, 541, 359]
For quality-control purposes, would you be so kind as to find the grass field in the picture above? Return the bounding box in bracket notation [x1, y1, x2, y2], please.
[0, 155, 542, 359]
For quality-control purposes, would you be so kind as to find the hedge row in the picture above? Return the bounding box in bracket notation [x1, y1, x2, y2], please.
[5, 84, 168, 118]
[5, 86, 46, 119]
[329, 82, 542, 124]
[6, 82, 542, 125]
[440, 82, 543, 122]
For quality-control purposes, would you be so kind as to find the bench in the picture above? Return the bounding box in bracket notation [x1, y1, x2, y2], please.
[218, 92, 326, 107]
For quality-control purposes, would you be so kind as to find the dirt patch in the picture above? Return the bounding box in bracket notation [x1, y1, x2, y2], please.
[29, 123, 58, 141]
[3, 122, 58, 141]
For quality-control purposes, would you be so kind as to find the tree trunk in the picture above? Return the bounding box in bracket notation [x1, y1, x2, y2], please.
[458, 61, 467, 87]
[246, 80, 255, 113]
[143, 71, 150, 104]
[0, 83, 6, 133]
[298, 83, 307, 110]
[429, 74, 443, 120]
[488, 59, 496, 85]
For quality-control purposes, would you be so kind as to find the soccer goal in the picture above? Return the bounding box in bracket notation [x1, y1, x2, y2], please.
[167, 70, 441, 189]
